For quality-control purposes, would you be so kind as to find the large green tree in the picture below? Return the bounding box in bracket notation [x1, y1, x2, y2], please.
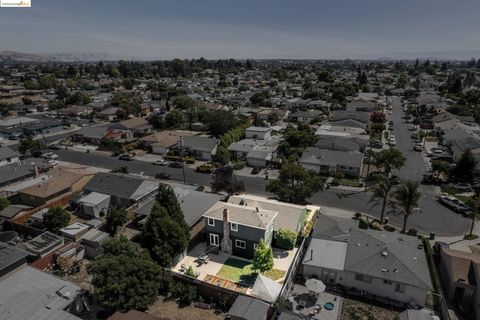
[278, 124, 316, 160]
[450, 149, 479, 183]
[18, 137, 46, 156]
[373, 148, 406, 176]
[266, 160, 323, 204]
[143, 184, 190, 267]
[43, 207, 70, 232]
[106, 207, 128, 235]
[252, 239, 274, 273]
[393, 180, 422, 233]
[88, 239, 166, 313]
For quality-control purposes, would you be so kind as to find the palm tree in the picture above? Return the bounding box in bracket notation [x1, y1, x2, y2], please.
[369, 174, 398, 223]
[393, 180, 422, 233]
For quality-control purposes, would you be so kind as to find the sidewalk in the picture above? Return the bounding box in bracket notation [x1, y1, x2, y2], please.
[434, 220, 479, 253]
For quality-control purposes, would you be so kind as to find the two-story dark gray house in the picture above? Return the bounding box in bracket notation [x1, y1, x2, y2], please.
[203, 202, 276, 259]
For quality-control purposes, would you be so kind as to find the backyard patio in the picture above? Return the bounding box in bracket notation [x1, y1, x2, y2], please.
[288, 284, 342, 320]
[173, 242, 297, 291]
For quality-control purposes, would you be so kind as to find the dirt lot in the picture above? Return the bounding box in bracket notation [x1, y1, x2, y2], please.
[149, 296, 224, 320]
[341, 298, 399, 320]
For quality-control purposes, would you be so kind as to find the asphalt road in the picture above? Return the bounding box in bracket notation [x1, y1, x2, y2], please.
[21, 99, 470, 236]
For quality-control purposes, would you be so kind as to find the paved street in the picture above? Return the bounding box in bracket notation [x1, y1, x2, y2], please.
[11, 98, 470, 236]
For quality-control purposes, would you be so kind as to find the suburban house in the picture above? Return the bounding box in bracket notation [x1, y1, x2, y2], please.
[82, 172, 159, 208]
[330, 110, 371, 131]
[60, 105, 91, 117]
[302, 218, 433, 307]
[17, 166, 95, 207]
[345, 98, 377, 112]
[134, 182, 224, 246]
[72, 125, 133, 145]
[314, 136, 367, 152]
[439, 247, 480, 318]
[109, 117, 152, 136]
[182, 135, 219, 161]
[299, 147, 364, 178]
[0, 266, 83, 320]
[0, 146, 19, 167]
[0, 159, 52, 190]
[245, 126, 272, 140]
[288, 110, 322, 123]
[22, 119, 62, 137]
[139, 130, 197, 155]
[97, 106, 123, 121]
[227, 194, 309, 235]
[203, 201, 276, 259]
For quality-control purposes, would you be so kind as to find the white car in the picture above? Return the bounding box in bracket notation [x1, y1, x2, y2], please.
[153, 159, 168, 166]
[42, 152, 58, 160]
[414, 143, 423, 151]
[388, 138, 396, 146]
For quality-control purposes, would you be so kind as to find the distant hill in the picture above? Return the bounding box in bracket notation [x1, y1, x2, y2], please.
[0, 50, 121, 62]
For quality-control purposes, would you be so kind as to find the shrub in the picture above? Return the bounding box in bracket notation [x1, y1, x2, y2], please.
[185, 266, 199, 278]
[275, 229, 297, 249]
[170, 281, 198, 305]
[231, 160, 246, 170]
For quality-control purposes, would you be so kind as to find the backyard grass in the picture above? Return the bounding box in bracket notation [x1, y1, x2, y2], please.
[263, 268, 286, 281]
[216, 259, 256, 285]
[216, 258, 286, 284]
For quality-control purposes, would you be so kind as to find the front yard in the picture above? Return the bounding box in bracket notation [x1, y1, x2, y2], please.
[216, 258, 286, 285]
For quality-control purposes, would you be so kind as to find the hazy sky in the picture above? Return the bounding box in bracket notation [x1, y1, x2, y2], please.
[1, 0, 479, 59]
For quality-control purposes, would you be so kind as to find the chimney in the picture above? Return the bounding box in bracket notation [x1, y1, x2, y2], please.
[221, 208, 232, 254]
[33, 165, 39, 177]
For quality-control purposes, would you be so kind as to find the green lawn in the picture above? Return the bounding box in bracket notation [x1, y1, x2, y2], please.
[334, 177, 363, 187]
[216, 258, 257, 285]
[216, 258, 286, 285]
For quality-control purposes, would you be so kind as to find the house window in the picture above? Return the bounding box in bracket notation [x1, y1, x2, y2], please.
[235, 239, 246, 249]
[207, 218, 215, 227]
[355, 274, 372, 283]
[230, 223, 238, 232]
[395, 283, 406, 293]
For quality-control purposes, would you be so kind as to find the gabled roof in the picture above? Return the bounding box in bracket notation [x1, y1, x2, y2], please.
[299, 147, 363, 168]
[227, 194, 306, 233]
[84, 172, 158, 201]
[228, 295, 270, 320]
[203, 202, 276, 230]
[182, 136, 218, 152]
[310, 215, 357, 241]
[344, 229, 433, 290]
[0, 146, 18, 161]
[118, 117, 150, 129]
[19, 167, 95, 198]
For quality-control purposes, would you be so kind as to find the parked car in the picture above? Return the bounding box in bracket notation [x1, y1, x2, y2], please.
[414, 143, 423, 151]
[48, 144, 61, 150]
[422, 173, 441, 185]
[370, 142, 383, 149]
[119, 153, 134, 161]
[169, 161, 184, 168]
[251, 167, 261, 175]
[388, 120, 394, 125]
[411, 132, 418, 139]
[152, 159, 168, 166]
[196, 163, 215, 173]
[388, 125, 394, 131]
[155, 172, 171, 180]
[437, 195, 472, 216]
[42, 152, 58, 160]
[388, 137, 396, 146]
[449, 183, 474, 193]
[432, 154, 454, 163]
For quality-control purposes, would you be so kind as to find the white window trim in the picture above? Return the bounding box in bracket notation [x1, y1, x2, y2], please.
[230, 223, 238, 232]
[235, 239, 246, 249]
[207, 218, 215, 226]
